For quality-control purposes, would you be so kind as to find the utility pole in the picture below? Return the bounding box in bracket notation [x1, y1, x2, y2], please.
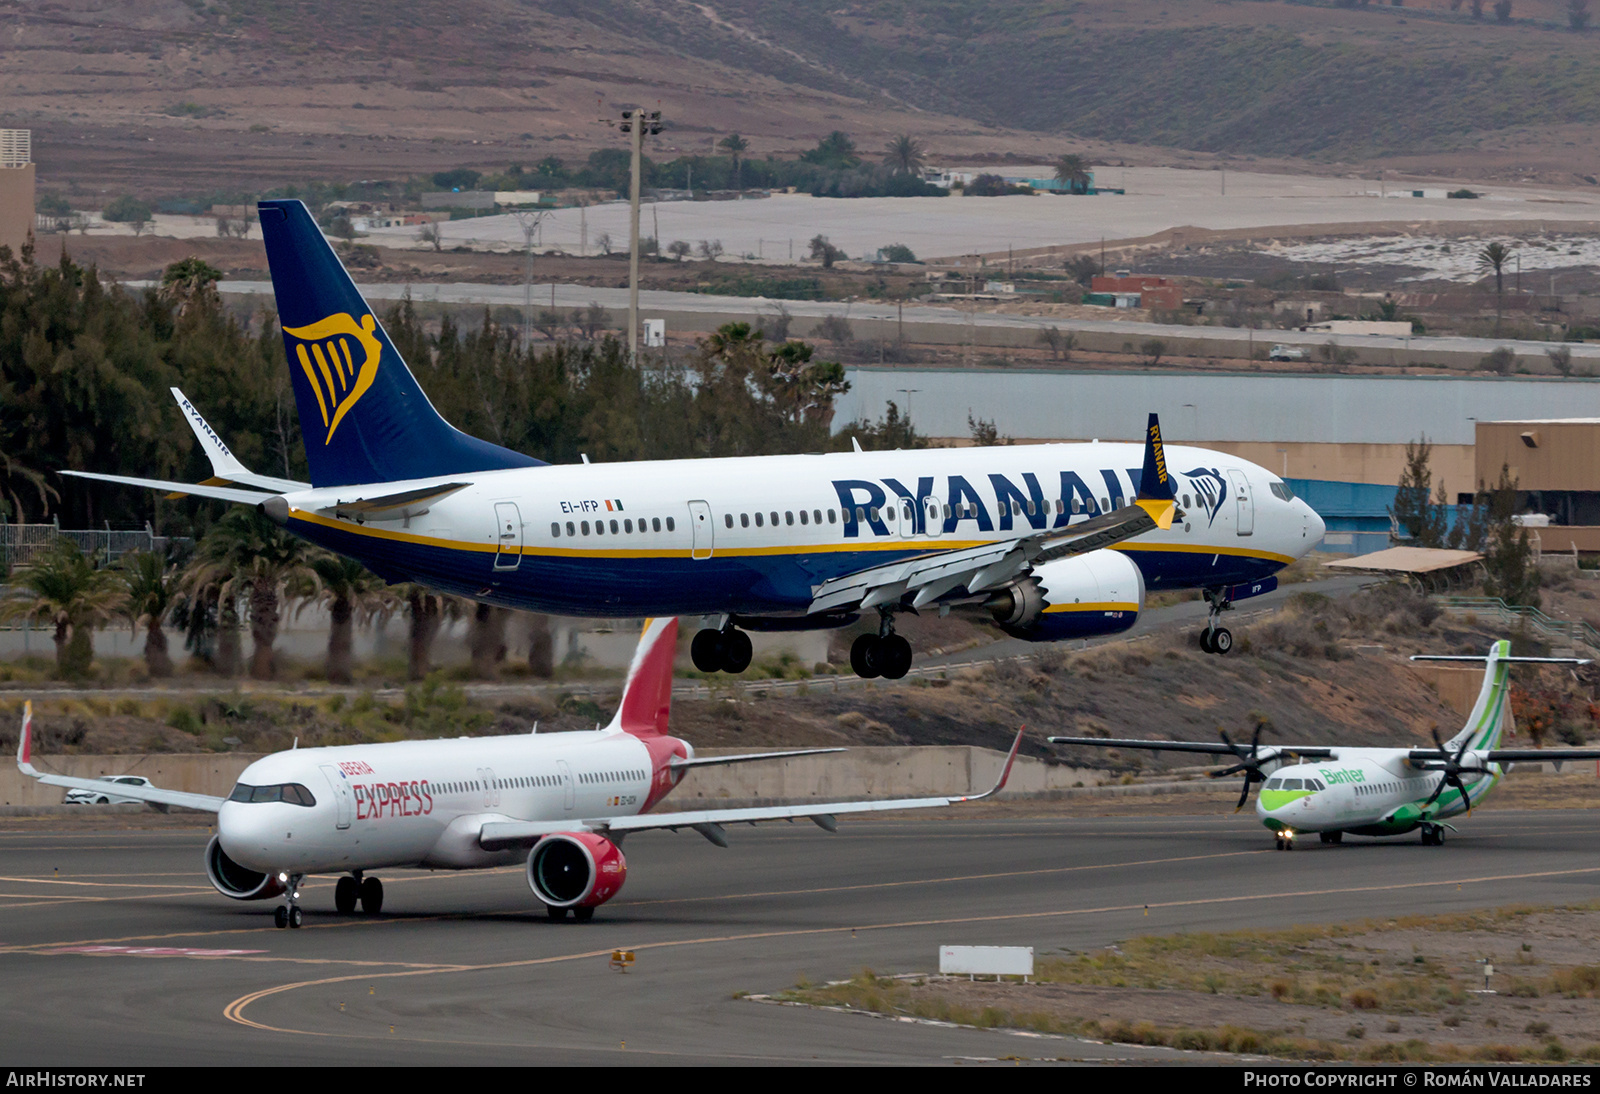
[617, 106, 664, 365]
[510, 210, 548, 347]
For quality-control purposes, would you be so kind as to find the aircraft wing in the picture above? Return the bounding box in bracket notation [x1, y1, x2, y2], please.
[478, 730, 1021, 851]
[1048, 735, 1335, 760]
[1412, 748, 1600, 764]
[170, 387, 310, 494]
[59, 470, 276, 506]
[15, 702, 224, 813]
[808, 413, 1178, 615]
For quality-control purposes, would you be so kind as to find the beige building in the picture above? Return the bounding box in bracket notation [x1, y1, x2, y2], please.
[1476, 419, 1600, 552]
[0, 129, 35, 257]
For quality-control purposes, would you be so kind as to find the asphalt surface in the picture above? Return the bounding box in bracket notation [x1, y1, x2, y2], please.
[4, 807, 1598, 1066]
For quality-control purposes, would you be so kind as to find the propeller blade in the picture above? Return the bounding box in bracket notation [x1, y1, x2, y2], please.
[1423, 775, 1449, 808]
[1235, 775, 1251, 813]
[1454, 775, 1471, 815]
[1429, 726, 1450, 759]
[1212, 761, 1251, 778]
[1219, 728, 1244, 759]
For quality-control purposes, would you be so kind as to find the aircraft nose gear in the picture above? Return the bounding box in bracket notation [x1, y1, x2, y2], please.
[690, 625, 753, 674]
[1198, 587, 1234, 655]
[274, 872, 306, 928]
[849, 613, 913, 680]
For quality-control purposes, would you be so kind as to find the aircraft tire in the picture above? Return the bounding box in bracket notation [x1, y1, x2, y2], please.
[1319, 831, 1343, 844]
[850, 635, 881, 679]
[359, 876, 384, 915]
[274, 905, 289, 929]
[546, 905, 569, 921]
[572, 906, 595, 922]
[690, 629, 725, 673]
[335, 876, 359, 915]
[877, 635, 913, 680]
[720, 629, 753, 674]
[1198, 629, 1215, 653]
[1211, 628, 1233, 655]
[289, 905, 304, 929]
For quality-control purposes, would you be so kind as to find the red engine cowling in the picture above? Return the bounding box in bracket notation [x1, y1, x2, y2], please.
[203, 833, 287, 901]
[526, 833, 628, 909]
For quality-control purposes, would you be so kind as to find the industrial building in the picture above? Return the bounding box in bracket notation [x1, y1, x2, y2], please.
[0, 129, 35, 256]
[1474, 419, 1600, 553]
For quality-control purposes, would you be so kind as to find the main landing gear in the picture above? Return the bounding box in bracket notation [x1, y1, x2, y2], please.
[1198, 587, 1234, 656]
[850, 612, 913, 680]
[1420, 823, 1447, 846]
[690, 625, 753, 675]
[333, 872, 383, 916]
[274, 872, 306, 928]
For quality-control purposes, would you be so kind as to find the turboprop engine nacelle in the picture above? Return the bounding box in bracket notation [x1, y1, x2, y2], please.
[526, 832, 628, 909]
[204, 833, 288, 901]
[986, 549, 1144, 642]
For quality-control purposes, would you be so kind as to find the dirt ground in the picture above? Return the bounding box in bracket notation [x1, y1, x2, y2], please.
[784, 902, 1600, 1061]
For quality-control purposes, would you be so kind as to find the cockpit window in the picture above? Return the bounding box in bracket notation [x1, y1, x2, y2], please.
[1265, 778, 1284, 790]
[1269, 482, 1296, 502]
[228, 782, 317, 807]
[1282, 778, 1304, 790]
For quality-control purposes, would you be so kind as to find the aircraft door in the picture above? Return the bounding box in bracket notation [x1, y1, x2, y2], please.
[1227, 470, 1255, 535]
[898, 497, 917, 540]
[924, 496, 943, 539]
[318, 764, 353, 830]
[486, 768, 500, 808]
[557, 760, 575, 812]
[688, 500, 713, 560]
[493, 502, 523, 570]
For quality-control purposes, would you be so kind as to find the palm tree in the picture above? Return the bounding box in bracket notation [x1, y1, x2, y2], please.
[1054, 154, 1093, 194]
[718, 133, 749, 190]
[184, 508, 319, 680]
[1478, 241, 1514, 335]
[3, 538, 126, 678]
[884, 134, 926, 176]
[120, 549, 178, 678]
[298, 555, 394, 684]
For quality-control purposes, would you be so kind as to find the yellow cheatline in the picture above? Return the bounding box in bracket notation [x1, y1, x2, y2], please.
[1041, 601, 1140, 615]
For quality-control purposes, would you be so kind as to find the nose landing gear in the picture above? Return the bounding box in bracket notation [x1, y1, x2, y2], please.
[274, 872, 306, 928]
[690, 625, 754, 674]
[849, 612, 913, 680]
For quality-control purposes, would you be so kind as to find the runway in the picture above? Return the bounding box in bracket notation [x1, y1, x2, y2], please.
[3, 809, 1598, 1065]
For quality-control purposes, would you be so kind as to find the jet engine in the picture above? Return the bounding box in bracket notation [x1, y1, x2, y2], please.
[204, 834, 287, 901]
[526, 833, 628, 910]
[985, 548, 1144, 642]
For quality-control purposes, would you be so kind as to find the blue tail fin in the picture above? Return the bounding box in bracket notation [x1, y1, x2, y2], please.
[258, 199, 544, 487]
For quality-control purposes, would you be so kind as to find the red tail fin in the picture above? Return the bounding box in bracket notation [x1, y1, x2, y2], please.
[608, 618, 678, 737]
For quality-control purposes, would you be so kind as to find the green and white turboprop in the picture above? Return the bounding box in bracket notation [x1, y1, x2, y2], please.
[1049, 640, 1600, 850]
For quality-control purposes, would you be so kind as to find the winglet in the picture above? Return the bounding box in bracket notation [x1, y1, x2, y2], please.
[1134, 412, 1177, 529]
[171, 387, 250, 482]
[17, 700, 37, 776]
[957, 727, 1025, 802]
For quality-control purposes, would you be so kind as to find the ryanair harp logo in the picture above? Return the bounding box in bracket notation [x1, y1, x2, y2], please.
[283, 312, 382, 445]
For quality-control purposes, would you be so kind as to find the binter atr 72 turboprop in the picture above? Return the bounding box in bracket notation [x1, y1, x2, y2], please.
[1049, 640, 1600, 849]
[17, 617, 1022, 928]
[65, 200, 1325, 677]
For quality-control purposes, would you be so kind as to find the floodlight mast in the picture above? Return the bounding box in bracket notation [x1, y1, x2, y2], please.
[620, 107, 664, 365]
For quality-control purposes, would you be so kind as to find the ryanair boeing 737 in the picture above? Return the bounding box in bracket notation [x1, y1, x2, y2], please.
[68, 200, 1325, 676]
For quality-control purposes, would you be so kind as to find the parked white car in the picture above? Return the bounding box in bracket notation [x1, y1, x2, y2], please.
[63, 775, 153, 805]
[1269, 344, 1307, 362]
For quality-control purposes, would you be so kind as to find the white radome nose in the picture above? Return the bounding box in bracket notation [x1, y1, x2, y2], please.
[217, 802, 281, 872]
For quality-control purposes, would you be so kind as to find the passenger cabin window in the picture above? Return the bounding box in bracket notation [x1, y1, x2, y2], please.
[725, 514, 733, 529]
[827, 509, 836, 523]
[625, 519, 633, 533]
[652, 518, 661, 532]
[581, 521, 590, 535]
[786, 511, 794, 526]
[754, 512, 764, 527]
[610, 520, 619, 534]
[770, 511, 779, 526]
[741, 513, 750, 528]
[551, 523, 560, 537]
[666, 517, 675, 531]
[800, 510, 809, 525]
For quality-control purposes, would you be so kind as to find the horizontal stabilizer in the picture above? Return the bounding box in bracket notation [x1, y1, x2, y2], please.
[1410, 655, 1592, 665]
[170, 387, 309, 493]
[669, 748, 846, 770]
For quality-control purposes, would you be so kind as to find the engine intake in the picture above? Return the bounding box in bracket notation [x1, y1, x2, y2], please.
[526, 833, 627, 909]
[987, 549, 1145, 642]
[203, 834, 287, 901]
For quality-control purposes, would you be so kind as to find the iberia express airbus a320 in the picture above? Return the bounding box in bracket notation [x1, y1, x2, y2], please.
[18, 618, 1022, 927]
[64, 200, 1326, 677]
